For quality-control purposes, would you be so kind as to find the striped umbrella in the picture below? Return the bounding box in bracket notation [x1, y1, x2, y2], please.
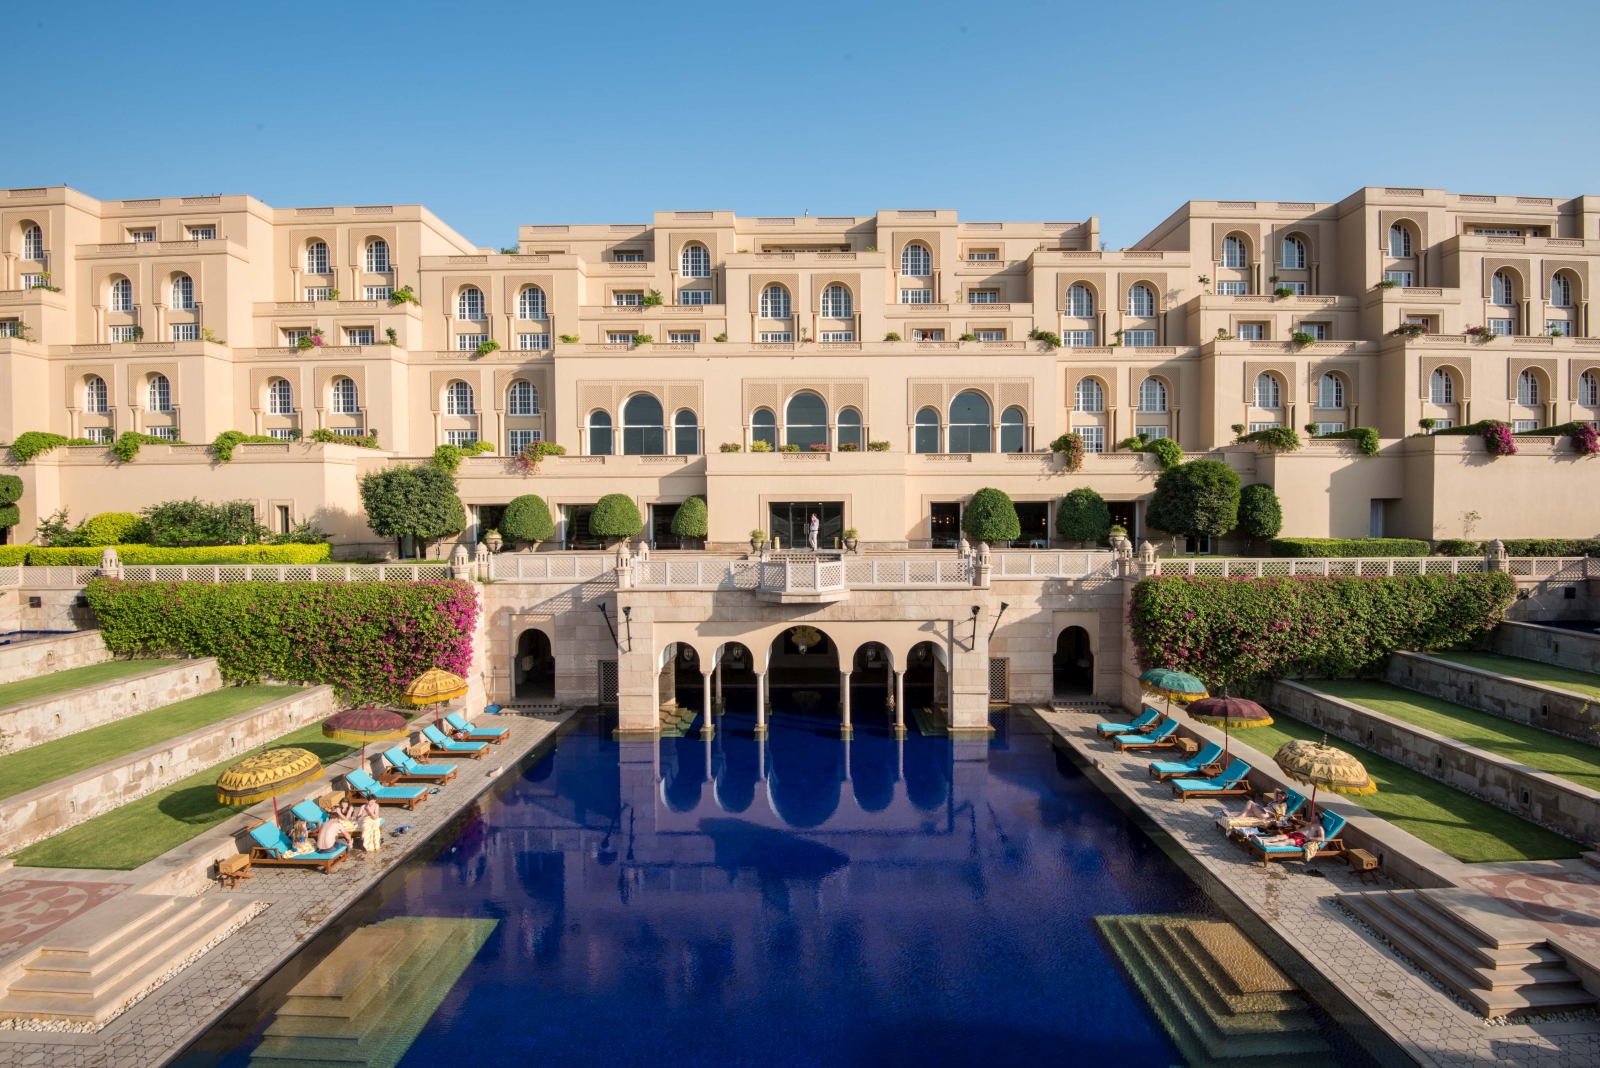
[216, 747, 322, 821]
[1273, 736, 1376, 824]
[1139, 667, 1209, 721]
[322, 706, 409, 766]
[403, 668, 469, 727]
[1188, 696, 1272, 764]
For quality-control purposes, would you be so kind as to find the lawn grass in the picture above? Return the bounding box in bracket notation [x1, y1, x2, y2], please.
[1233, 714, 1581, 863]
[0, 658, 181, 709]
[1428, 650, 1600, 701]
[11, 720, 363, 871]
[0, 685, 292, 801]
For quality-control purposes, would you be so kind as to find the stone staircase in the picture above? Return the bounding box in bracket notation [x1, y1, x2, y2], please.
[1096, 914, 1337, 1067]
[0, 893, 262, 1026]
[247, 916, 496, 1068]
[1338, 888, 1596, 1017]
[1049, 698, 1116, 715]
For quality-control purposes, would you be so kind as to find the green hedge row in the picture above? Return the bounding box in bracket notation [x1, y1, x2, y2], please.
[11, 544, 332, 566]
[85, 578, 477, 704]
[1270, 537, 1430, 558]
[1437, 539, 1600, 558]
[1129, 572, 1515, 693]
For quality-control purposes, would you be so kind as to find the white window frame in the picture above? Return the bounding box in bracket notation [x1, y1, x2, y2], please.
[267, 378, 294, 415]
[518, 286, 548, 320]
[305, 241, 330, 274]
[147, 375, 172, 412]
[444, 429, 479, 446]
[1431, 419, 1454, 430]
[508, 429, 541, 453]
[900, 289, 933, 304]
[84, 427, 113, 444]
[820, 331, 854, 341]
[1315, 422, 1346, 434]
[1122, 330, 1155, 347]
[129, 229, 155, 243]
[759, 331, 794, 343]
[1580, 371, 1600, 408]
[458, 287, 487, 319]
[171, 274, 195, 309]
[109, 325, 139, 343]
[518, 332, 551, 350]
[1063, 330, 1096, 347]
[346, 327, 375, 347]
[331, 377, 360, 414]
[1221, 236, 1248, 269]
[1235, 323, 1264, 340]
[679, 289, 713, 305]
[1278, 281, 1309, 296]
[1254, 374, 1282, 410]
[1281, 237, 1307, 269]
[1248, 421, 1281, 432]
[1491, 271, 1515, 307]
[148, 425, 179, 441]
[613, 291, 643, 307]
[612, 250, 644, 263]
[445, 381, 475, 415]
[967, 290, 999, 304]
[364, 286, 393, 301]
[900, 244, 931, 277]
[507, 380, 538, 416]
[669, 331, 702, 343]
[1316, 374, 1345, 410]
[1384, 271, 1413, 287]
[1065, 284, 1094, 317]
[975, 329, 1005, 341]
[1551, 274, 1573, 308]
[1135, 425, 1169, 440]
[911, 329, 943, 342]
[1137, 377, 1167, 413]
[1513, 420, 1539, 433]
[365, 239, 391, 274]
[607, 332, 635, 345]
[1517, 371, 1541, 406]
[85, 376, 108, 413]
[680, 244, 711, 278]
[1216, 281, 1248, 295]
[1488, 318, 1514, 336]
[1546, 319, 1575, 337]
[967, 250, 997, 261]
[759, 285, 791, 319]
[267, 427, 297, 442]
[1430, 370, 1455, 405]
[1388, 225, 1413, 258]
[1074, 378, 1106, 413]
[171, 323, 200, 341]
[187, 226, 215, 240]
[110, 277, 133, 311]
[1298, 322, 1329, 340]
[821, 285, 852, 319]
[1073, 425, 1105, 453]
[1126, 285, 1154, 317]
[457, 333, 488, 350]
[20, 225, 43, 261]
[304, 287, 332, 302]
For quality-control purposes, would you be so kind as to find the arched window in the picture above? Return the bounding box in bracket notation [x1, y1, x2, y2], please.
[267, 378, 294, 415]
[1066, 283, 1094, 317]
[109, 277, 132, 312]
[837, 408, 863, 450]
[901, 244, 931, 277]
[751, 408, 777, 448]
[1282, 236, 1307, 270]
[305, 240, 329, 274]
[517, 286, 547, 320]
[1389, 225, 1413, 259]
[1551, 273, 1573, 308]
[914, 407, 941, 453]
[1430, 369, 1455, 405]
[507, 380, 537, 416]
[84, 376, 108, 414]
[170, 274, 194, 310]
[759, 284, 791, 319]
[457, 287, 486, 320]
[1138, 377, 1168, 413]
[1517, 370, 1540, 406]
[588, 410, 613, 455]
[673, 410, 699, 455]
[445, 380, 475, 415]
[1127, 284, 1155, 317]
[622, 393, 665, 454]
[1580, 371, 1600, 407]
[20, 224, 43, 261]
[1492, 271, 1515, 306]
[1000, 406, 1026, 453]
[1221, 235, 1248, 269]
[1074, 378, 1105, 413]
[331, 376, 359, 414]
[785, 391, 828, 450]
[1254, 373, 1282, 410]
[680, 244, 710, 278]
[147, 374, 172, 412]
[364, 239, 390, 274]
[1317, 373, 1345, 410]
[821, 284, 852, 319]
[948, 391, 992, 453]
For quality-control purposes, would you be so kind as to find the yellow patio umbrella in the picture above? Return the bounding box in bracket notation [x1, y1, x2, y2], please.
[403, 667, 469, 728]
[1272, 736, 1376, 824]
[216, 747, 322, 821]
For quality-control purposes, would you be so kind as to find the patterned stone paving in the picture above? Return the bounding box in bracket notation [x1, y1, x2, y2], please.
[1035, 707, 1600, 1068]
[0, 712, 569, 1068]
[0, 881, 126, 960]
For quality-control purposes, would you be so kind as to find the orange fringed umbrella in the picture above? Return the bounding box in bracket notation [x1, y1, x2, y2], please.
[402, 668, 469, 727]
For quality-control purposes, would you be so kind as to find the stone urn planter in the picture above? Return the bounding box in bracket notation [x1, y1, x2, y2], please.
[485, 529, 503, 553]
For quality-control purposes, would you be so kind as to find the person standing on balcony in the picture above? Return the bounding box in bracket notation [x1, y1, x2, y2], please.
[808, 513, 820, 552]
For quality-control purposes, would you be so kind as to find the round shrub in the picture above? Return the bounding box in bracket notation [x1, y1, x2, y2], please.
[670, 495, 708, 539]
[1146, 459, 1241, 538]
[77, 512, 149, 546]
[0, 504, 17, 529]
[590, 494, 643, 542]
[359, 463, 466, 555]
[0, 475, 21, 504]
[501, 494, 554, 545]
[962, 487, 1020, 544]
[1237, 484, 1283, 539]
[1055, 487, 1110, 542]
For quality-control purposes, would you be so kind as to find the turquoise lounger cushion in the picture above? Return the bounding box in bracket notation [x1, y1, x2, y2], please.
[384, 747, 457, 777]
[423, 725, 488, 752]
[248, 822, 347, 861]
[1097, 710, 1158, 734]
[447, 712, 508, 736]
[1150, 742, 1224, 775]
[1116, 722, 1177, 745]
[290, 801, 327, 825]
[346, 769, 426, 799]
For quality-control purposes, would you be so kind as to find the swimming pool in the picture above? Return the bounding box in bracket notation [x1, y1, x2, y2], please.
[191, 697, 1372, 1067]
[0, 630, 73, 646]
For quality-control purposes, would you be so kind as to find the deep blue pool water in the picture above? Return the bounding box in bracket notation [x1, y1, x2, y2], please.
[200, 693, 1364, 1067]
[0, 630, 73, 646]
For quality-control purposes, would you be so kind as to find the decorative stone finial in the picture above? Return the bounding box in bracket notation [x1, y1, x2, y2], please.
[99, 546, 121, 578]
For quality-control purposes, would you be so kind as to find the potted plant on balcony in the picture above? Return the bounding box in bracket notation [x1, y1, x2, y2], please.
[1392, 321, 1427, 339]
[750, 528, 766, 553]
[1464, 325, 1495, 342]
[842, 528, 859, 552]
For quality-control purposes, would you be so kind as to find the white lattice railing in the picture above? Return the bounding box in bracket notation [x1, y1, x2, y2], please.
[989, 551, 1117, 579]
[1153, 557, 1591, 579]
[13, 563, 455, 586]
[487, 553, 616, 582]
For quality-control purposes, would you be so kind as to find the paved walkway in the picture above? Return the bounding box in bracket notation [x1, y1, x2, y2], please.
[1034, 706, 1600, 1068]
[0, 711, 571, 1068]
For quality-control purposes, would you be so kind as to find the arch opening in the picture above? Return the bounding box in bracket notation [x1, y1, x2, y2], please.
[1054, 627, 1094, 697]
[514, 628, 555, 700]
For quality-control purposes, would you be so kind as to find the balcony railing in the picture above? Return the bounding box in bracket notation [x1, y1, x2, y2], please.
[1153, 557, 1592, 579]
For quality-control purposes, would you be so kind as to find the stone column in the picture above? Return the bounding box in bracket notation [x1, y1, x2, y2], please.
[701, 670, 714, 738]
[839, 670, 853, 739]
[754, 672, 768, 737]
[893, 669, 906, 739]
[713, 657, 723, 711]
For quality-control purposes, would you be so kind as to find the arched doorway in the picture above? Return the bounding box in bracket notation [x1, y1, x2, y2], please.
[850, 642, 894, 731]
[672, 643, 705, 711]
[904, 641, 943, 708]
[765, 626, 840, 723]
[1054, 627, 1094, 697]
[515, 629, 554, 699]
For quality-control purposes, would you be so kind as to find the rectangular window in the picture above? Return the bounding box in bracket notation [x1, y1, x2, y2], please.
[1513, 420, 1539, 433]
[1236, 323, 1264, 340]
[109, 325, 139, 342]
[345, 328, 375, 346]
[967, 290, 999, 304]
[1546, 319, 1575, 337]
[819, 331, 854, 342]
[1316, 422, 1347, 434]
[0, 321, 17, 338]
[509, 429, 541, 453]
[1217, 281, 1248, 295]
[518, 332, 551, 350]
[1473, 228, 1522, 237]
[1488, 319, 1514, 336]
[912, 329, 945, 341]
[129, 229, 155, 242]
[283, 329, 310, 348]
[1431, 419, 1453, 430]
[267, 428, 298, 441]
[900, 289, 933, 304]
[607, 332, 635, 344]
[1385, 271, 1413, 286]
[364, 286, 393, 301]
[305, 287, 332, 301]
[613, 291, 643, 306]
[1405, 316, 1432, 331]
[975, 329, 1005, 341]
[1122, 330, 1155, 347]
[1275, 281, 1307, 295]
[332, 426, 368, 437]
[1135, 426, 1169, 440]
[457, 333, 488, 350]
[84, 427, 113, 444]
[759, 332, 793, 342]
[1063, 330, 1096, 347]
[1183, 535, 1213, 555]
[1249, 421, 1282, 432]
[612, 251, 644, 262]
[148, 425, 179, 441]
[967, 251, 997, 261]
[187, 226, 216, 240]
[669, 331, 701, 343]
[20, 274, 42, 289]
[445, 430, 479, 446]
[1298, 323, 1329, 340]
[1073, 426, 1105, 453]
[171, 323, 200, 341]
[679, 289, 713, 305]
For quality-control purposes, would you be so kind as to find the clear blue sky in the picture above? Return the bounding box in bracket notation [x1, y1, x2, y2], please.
[12, 0, 1598, 248]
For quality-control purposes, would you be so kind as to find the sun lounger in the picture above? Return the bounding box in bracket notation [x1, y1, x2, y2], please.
[1112, 719, 1180, 751]
[1149, 742, 1224, 781]
[383, 746, 458, 784]
[1239, 810, 1348, 866]
[1170, 759, 1253, 801]
[344, 768, 427, 809]
[422, 724, 489, 759]
[447, 711, 508, 744]
[247, 821, 348, 874]
[290, 800, 330, 826]
[1096, 708, 1160, 738]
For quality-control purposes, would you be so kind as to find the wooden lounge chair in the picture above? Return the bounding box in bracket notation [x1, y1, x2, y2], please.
[344, 768, 427, 809]
[447, 711, 508, 744]
[1238, 810, 1348, 867]
[1112, 719, 1180, 751]
[422, 724, 489, 760]
[1170, 759, 1253, 801]
[383, 746, 457, 784]
[247, 821, 348, 874]
[1095, 708, 1160, 738]
[1149, 742, 1224, 781]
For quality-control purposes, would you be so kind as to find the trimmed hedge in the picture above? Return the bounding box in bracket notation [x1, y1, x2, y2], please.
[1313, 427, 1380, 456]
[1238, 427, 1301, 452]
[1056, 487, 1110, 542]
[1270, 537, 1429, 558]
[85, 578, 477, 704]
[501, 494, 554, 544]
[0, 546, 28, 566]
[1129, 572, 1515, 693]
[25, 544, 333, 565]
[1438, 539, 1600, 558]
[670, 495, 708, 539]
[1237, 484, 1283, 539]
[591, 494, 643, 540]
[77, 512, 149, 546]
[962, 487, 1021, 544]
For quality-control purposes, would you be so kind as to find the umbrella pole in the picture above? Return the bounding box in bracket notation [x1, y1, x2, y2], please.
[1223, 717, 1231, 765]
[1308, 784, 1318, 827]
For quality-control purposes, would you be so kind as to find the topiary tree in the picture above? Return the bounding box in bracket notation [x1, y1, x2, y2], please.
[1145, 459, 1241, 546]
[359, 463, 467, 558]
[1055, 487, 1111, 545]
[670, 495, 708, 545]
[590, 493, 643, 545]
[0, 474, 20, 533]
[962, 487, 1020, 546]
[500, 494, 554, 548]
[1237, 483, 1283, 543]
[77, 512, 150, 547]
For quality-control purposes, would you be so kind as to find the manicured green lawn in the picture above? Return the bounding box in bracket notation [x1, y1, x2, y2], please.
[0, 658, 181, 708]
[11, 721, 364, 871]
[0, 685, 291, 801]
[1235, 715, 1581, 863]
[1310, 679, 1600, 793]
[1428, 650, 1600, 701]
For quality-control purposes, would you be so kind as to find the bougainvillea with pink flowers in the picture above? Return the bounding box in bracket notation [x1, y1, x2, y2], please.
[86, 578, 478, 704]
[1481, 421, 1517, 456]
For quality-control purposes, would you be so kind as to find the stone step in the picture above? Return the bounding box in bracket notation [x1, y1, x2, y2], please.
[1386, 891, 1565, 974]
[20, 896, 228, 982]
[271, 924, 414, 1021]
[1126, 924, 1317, 1039]
[1581, 850, 1600, 872]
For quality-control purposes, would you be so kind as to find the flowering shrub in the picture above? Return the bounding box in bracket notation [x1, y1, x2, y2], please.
[511, 440, 565, 473]
[85, 578, 477, 704]
[808, 442, 829, 452]
[1129, 572, 1515, 693]
[1048, 432, 1085, 471]
[1512, 421, 1600, 456]
[1576, 424, 1599, 455]
[1434, 419, 1517, 457]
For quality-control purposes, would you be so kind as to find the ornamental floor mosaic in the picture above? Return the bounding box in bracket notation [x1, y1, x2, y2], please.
[0, 711, 570, 1068]
[1034, 707, 1600, 1068]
